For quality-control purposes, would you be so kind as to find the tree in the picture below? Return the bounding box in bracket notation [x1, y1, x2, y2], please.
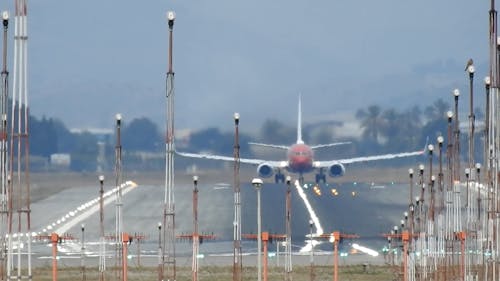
[424, 98, 450, 122]
[30, 116, 58, 158]
[380, 105, 423, 151]
[397, 105, 423, 149]
[421, 99, 450, 145]
[380, 108, 401, 149]
[355, 105, 384, 150]
[51, 119, 76, 153]
[259, 119, 296, 145]
[70, 132, 98, 171]
[188, 127, 230, 154]
[122, 117, 162, 152]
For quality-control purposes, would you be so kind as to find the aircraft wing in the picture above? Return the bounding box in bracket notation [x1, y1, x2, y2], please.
[176, 151, 284, 167]
[317, 149, 425, 167]
[248, 142, 290, 150]
[310, 141, 352, 149]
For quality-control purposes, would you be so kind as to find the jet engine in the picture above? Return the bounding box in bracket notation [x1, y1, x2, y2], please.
[257, 163, 274, 178]
[328, 163, 346, 177]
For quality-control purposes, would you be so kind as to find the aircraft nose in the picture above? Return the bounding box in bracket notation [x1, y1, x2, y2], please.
[294, 156, 310, 166]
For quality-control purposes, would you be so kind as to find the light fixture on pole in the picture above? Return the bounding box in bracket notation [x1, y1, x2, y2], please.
[466, 61, 476, 192]
[252, 178, 263, 281]
[452, 89, 461, 181]
[483, 76, 490, 173]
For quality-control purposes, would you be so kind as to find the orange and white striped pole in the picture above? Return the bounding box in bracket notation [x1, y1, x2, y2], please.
[402, 231, 409, 281]
[51, 233, 59, 281]
[333, 232, 340, 281]
[262, 232, 269, 281]
[122, 233, 129, 281]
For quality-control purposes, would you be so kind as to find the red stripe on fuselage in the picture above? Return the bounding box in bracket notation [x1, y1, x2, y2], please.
[287, 144, 314, 173]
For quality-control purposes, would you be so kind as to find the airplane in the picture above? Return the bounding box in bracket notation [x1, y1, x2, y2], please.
[176, 98, 425, 184]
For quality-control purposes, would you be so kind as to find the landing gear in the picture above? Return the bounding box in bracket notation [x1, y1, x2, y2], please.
[299, 175, 305, 185]
[275, 172, 285, 183]
[315, 169, 326, 184]
[315, 174, 326, 184]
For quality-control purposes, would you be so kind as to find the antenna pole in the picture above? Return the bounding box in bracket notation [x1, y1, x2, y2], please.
[163, 10, 177, 281]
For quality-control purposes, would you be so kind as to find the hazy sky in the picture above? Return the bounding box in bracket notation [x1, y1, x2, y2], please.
[0, 1, 490, 133]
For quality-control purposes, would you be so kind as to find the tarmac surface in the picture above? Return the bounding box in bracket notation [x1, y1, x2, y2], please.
[19, 167, 414, 267]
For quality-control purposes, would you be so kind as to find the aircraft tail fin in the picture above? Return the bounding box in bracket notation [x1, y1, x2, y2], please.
[297, 94, 304, 144]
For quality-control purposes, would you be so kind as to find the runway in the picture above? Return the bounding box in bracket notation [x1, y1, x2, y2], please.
[24, 171, 410, 267]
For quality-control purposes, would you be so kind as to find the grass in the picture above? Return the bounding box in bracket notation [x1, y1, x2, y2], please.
[27, 264, 395, 281]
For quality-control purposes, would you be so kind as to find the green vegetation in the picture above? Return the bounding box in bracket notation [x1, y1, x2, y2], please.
[31, 265, 395, 281]
[24, 97, 485, 171]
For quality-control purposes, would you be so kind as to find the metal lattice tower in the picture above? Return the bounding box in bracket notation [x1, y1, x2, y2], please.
[114, 113, 124, 281]
[7, 1, 31, 280]
[0, 11, 9, 281]
[389, 5, 500, 274]
[487, 1, 500, 279]
[163, 10, 176, 281]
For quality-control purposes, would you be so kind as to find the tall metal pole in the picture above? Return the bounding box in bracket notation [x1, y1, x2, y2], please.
[114, 113, 123, 281]
[252, 178, 263, 281]
[403, 231, 409, 281]
[99, 176, 106, 281]
[0, 11, 8, 281]
[121, 234, 128, 281]
[157, 223, 162, 281]
[475, 163, 482, 271]
[428, 145, 435, 221]
[484, 123, 494, 279]
[333, 232, 339, 281]
[445, 111, 454, 281]
[258, 189, 262, 281]
[51, 233, 58, 281]
[447, 111, 454, 189]
[466, 65, 477, 279]
[418, 164, 425, 208]
[437, 135, 445, 279]
[284, 176, 292, 281]
[192, 176, 199, 281]
[309, 219, 314, 281]
[418, 164, 426, 280]
[8, 1, 31, 279]
[438, 136, 444, 212]
[465, 168, 471, 279]
[467, 63, 476, 176]
[408, 169, 414, 252]
[163, 10, 176, 281]
[232, 113, 242, 281]
[81, 224, 86, 281]
[453, 89, 461, 182]
[428, 144, 436, 281]
[487, 1, 499, 280]
[484, 76, 490, 182]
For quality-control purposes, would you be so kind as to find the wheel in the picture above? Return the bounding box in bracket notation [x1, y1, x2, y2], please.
[315, 174, 326, 184]
[275, 173, 285, 183]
